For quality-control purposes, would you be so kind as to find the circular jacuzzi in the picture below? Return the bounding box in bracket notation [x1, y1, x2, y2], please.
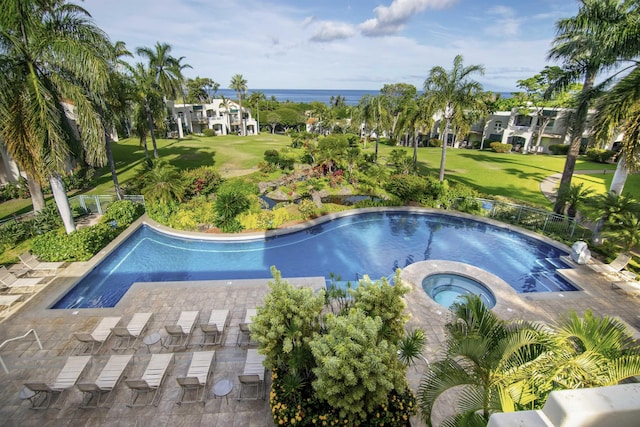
[422, 273, 496, 308]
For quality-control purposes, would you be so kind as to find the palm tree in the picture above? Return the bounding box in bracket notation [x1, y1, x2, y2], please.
[229, 74, 248, 136]
[592, 66, 640, 195]
[128, 62, 164, 159]
[423, 55, 484, 182]
[99, 41, 134, 199]
[418, 295, 549, 426]
[530, 311, 640, 399]
[547, 0, 634, 213]
[247, 91, 266, 133]
[141, 160, 186, 205]
[0, 0, 112, 233]
[136, 42, 182, 100]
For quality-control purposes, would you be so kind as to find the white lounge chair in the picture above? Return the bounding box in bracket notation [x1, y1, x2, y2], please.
[73, 316, 122, 354]
[0, 294, 24, 309]
[23, 355, 91, 409]
[162, 311, 198, 350]
[200, 309, 229, 347]
[176, 351, 216, 404]
[0, 266, 44, 289]
[111, 312, 153, 351]
[19, 252, 65, 276]
[236, 308, 257, 347]
[612, 280, 640, 298]
[588, 253, 632, 277]
[76, 354, 133, 408]
[125, 353, 174, 407]
[238, 349, 266, 400]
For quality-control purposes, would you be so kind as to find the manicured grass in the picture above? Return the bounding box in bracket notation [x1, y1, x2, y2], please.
[2, 134, 634, 219]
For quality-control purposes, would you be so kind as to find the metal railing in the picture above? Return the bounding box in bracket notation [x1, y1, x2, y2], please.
[0, 329, 43, 374]
[459, 197, 592, 241]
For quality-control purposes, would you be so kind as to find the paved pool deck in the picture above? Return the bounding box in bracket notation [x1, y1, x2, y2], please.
[0, 209, 639, 426]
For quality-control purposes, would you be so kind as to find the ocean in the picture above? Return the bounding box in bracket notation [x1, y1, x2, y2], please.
[215, 88, 384, 106]
[215, 88, 513, 106]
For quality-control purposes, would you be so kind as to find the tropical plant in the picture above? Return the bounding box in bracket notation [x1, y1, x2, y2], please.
[418, 295, 550, 427]
[185, 76, 218, 103]
[423, 55, 485, 182]
[547, 0, 634, 213]
[128, 62, 165, 159]
[0, 0, 112, 233]
[230, 74, 248, 136]
[380, 83, 418, 144]
[556, 182, 594, 218]
[587, 192, 640, 244]
[141, 160, 186, 204]
[529, 310, 640, 401]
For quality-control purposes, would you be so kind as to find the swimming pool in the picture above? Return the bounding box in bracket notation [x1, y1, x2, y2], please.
[422, 273, 497, 308]
[53, 210, 577, 309]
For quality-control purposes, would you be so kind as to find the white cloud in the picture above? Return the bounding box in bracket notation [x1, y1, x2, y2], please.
[486, 5, 520, 37]
[359, 0, 458, 37]
[309, 21, 357, 42]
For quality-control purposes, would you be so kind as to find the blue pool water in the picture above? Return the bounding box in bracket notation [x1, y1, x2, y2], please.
[53, 211, 576, 309]
[422, 274, 497, 308]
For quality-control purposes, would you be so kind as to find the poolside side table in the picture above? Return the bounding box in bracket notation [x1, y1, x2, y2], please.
[143, 332, 162, 353]
[19, 386, 37, 407]
[212, 379, 233, 404]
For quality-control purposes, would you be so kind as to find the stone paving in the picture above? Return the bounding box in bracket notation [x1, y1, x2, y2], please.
[1, 212, 639, 426]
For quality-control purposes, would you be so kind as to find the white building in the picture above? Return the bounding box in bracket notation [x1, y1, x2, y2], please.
[168, 99, 259, 137]
[466, 107, 595, 153]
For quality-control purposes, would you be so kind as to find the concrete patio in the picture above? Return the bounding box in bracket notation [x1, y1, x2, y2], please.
[0, 217, 639, 426]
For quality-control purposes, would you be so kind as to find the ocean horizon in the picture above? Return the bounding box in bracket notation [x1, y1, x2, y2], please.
[215, 88, 513, 106]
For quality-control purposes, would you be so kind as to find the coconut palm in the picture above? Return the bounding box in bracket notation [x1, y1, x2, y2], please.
[128, 62, 164, 159]
[423, 55, 484, 182]
[229, 74, 248, 136]
[136, 42, 183, 100]
[0, 0, 112, 233]
[141, 160, 186, 205]
[592, 66, 640, 195]
[247, 91, 266, 132]
[418, 295, 549, 427]
[355, 94, 387, 162]
[547, 0, 635, 213]
[587, 192, 640, 244]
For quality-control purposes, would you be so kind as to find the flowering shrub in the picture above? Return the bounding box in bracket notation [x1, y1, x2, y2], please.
[270, 368, 416, 426]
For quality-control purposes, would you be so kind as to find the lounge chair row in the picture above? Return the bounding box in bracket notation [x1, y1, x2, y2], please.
[22, 349, 263, 409]
[72, 309, 235, 355]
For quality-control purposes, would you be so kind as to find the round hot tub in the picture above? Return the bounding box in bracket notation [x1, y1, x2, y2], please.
[422, 273, 496, 308]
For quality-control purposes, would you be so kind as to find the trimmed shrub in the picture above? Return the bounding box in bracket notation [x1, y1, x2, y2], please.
[489, 142, 512, 153]
[429, 138, 442, 147]
[100, 200, 144, 228]
[31, 222, 118, 262]
[297, 198, 317, 219]
[549, 144, 570, 155]
[202, 128, 216, 137]
[384, 174, 429, 202]
[585, 148, 616, 163]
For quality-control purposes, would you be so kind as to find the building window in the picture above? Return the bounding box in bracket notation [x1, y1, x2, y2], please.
[515, 115, 533, 127]
[494, 121, 503, 132]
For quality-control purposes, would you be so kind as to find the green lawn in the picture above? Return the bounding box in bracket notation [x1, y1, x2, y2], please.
[2, 134, 636, 220]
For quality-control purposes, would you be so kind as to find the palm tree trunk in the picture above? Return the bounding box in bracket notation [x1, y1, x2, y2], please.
[49, 173, 75, 234]
[439, 119, 450, 182]
[413, 131, 418, 166]
[144, 103, 159, 158]
[610, 155, 628, 195]
[27, 176, 46, 212]
[553, 70, 596, 213]
[105, 130, 122, 200]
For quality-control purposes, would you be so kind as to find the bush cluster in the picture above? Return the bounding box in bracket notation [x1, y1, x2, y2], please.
[585, 148, 616, 163]
[548, 144, 570, 155]
[490, 142, 512, 153]
[30, 200, 142, 262]
[0, 178, 30, 202]
[0, 204, 63, 251]
[202, 128, 216, 137]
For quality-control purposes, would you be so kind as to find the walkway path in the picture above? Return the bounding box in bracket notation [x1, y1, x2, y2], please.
[540, 169, 615, 202]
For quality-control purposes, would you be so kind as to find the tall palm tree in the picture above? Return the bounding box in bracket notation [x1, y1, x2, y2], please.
[136, 42, 182, 100]
[98, 41, 134, 199]
[229, 74, 248, 136]
[418, 295, 549, 426]
[128, 62, 164, 158]
[0, 0, 111, 233]
[423, 55, 484, 182]
[247, 91, 266, 133]
[172, 55, 192, 136]
[592, 66, 640, 195]
[547, 0, 633, 213]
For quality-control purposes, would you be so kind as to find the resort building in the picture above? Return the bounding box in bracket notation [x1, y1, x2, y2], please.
[167, 99, 259, 138]
[465, 107, 594, 153]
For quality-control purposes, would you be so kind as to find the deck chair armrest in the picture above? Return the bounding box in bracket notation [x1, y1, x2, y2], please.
[164, 325, 184, 335]
[176, 376, 201, 386]
[125, 379, 151, 390]
[111, 327, 133, 337]
[74, 332, 97, 342]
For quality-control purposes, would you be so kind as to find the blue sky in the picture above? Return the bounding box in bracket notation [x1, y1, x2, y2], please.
[83, 0, 579, 92]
